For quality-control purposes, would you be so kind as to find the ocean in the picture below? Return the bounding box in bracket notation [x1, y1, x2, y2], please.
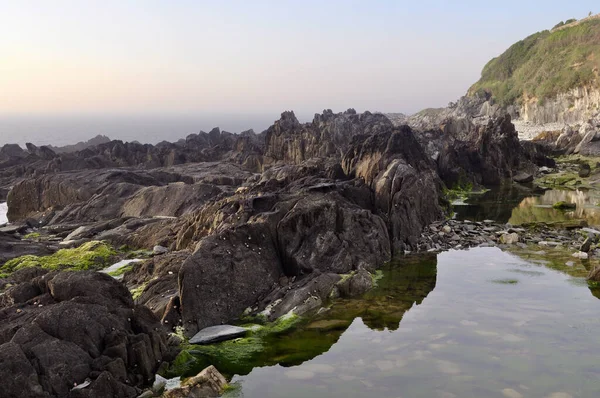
[0, 113, 287, 147]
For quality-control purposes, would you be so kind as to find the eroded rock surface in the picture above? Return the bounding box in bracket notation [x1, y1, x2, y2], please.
[0, 271, 167, 398]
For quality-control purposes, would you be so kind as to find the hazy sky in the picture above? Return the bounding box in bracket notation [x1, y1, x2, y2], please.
[1, 1, 598, 118]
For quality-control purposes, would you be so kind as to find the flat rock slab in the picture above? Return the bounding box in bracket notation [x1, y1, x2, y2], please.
[189, 325, 247, 345]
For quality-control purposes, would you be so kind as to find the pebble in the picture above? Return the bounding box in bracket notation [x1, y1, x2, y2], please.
[572, 251, 589, 259]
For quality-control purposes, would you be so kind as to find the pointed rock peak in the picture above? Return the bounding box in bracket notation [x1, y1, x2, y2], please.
[277, 111, 300, 130]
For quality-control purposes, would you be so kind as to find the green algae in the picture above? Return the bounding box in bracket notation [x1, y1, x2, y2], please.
[107, 263, 135, 277]
[490, 278, 519, 284]
[130, 282, 147, 300]
[163, 312, 318, 379]
[1, 241, 117, 273]
[552, 201, 576, 210]
[371, 269, 384, 286]
[23, 232, 41, 240]
[164, 255, 439, 380]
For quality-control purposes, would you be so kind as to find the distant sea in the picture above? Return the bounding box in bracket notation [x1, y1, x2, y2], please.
[0, 114, 290, 147]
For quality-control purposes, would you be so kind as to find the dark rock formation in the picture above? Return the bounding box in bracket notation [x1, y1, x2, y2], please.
[264, 109, 393, 166]
[414, 113, 552, 186]
[0, 271, 167, 398]
[342, 126, 444, 250]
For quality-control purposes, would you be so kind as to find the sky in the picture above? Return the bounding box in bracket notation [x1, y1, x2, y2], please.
[0, 1, 598, 144]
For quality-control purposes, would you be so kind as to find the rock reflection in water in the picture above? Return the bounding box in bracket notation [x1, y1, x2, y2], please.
[232, 248, 600, 398]
[456, 186, 600, 226]
[509, 189, 600, 225]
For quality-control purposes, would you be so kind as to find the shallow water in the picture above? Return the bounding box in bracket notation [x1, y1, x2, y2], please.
[455, 187, 600, 226]
[0, 202, 7, 225]
[227, 248, 600, 398]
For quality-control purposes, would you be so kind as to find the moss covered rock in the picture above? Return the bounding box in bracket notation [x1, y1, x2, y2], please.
[1, 241, 116, 273]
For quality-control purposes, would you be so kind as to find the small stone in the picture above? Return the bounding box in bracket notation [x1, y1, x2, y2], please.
[153, 245, 169, 255]
[565, 261, 575, 267]
[500, 233, 519, 245]
[442, 225, 452, 234]
[189, 325, 247, 345]
[572, 251, 589, 259]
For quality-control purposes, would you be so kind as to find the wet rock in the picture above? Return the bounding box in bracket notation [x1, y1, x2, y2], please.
[336, 269, 374, 298]
[189, 325, 247, 345]
[263, 272, 342, 321]
[513, 173, 533, 183]
[578, 163, 591, 178]
[163, 365, 226, 398]
[580, 237, 592, 252]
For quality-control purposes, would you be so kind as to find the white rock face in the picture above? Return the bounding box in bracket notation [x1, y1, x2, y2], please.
[519, 87, 600, 125]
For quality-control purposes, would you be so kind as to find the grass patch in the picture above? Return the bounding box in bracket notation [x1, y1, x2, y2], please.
[1, 241, 116, 273]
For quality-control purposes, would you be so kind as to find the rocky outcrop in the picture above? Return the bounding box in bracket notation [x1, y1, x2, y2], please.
[342, 126, 444, 250]
[403, 95, 553, 187]
[264, 109, 393, 166]
[0, 271, 167, 398]
[48, 135, 112, 154]
[169, 125, 441, 335]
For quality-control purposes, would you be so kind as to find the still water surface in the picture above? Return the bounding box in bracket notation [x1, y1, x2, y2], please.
[229, 248, 600, 398]
[455, 187, 600, 226]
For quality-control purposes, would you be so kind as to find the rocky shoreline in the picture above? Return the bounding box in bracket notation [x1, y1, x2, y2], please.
[0, 106, 581, 397]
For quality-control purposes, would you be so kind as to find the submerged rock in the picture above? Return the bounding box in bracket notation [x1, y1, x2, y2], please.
[189, 325, 247, 345]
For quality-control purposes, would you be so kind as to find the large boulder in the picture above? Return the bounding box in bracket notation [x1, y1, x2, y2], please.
[179, 223, 283, 335]
[276, 192, 390, 275]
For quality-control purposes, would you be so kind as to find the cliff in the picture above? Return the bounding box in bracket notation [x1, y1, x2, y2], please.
[469, 14, 600, 125]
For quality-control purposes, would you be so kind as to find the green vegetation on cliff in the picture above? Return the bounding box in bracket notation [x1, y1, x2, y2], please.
[469, 16, 600, 106]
